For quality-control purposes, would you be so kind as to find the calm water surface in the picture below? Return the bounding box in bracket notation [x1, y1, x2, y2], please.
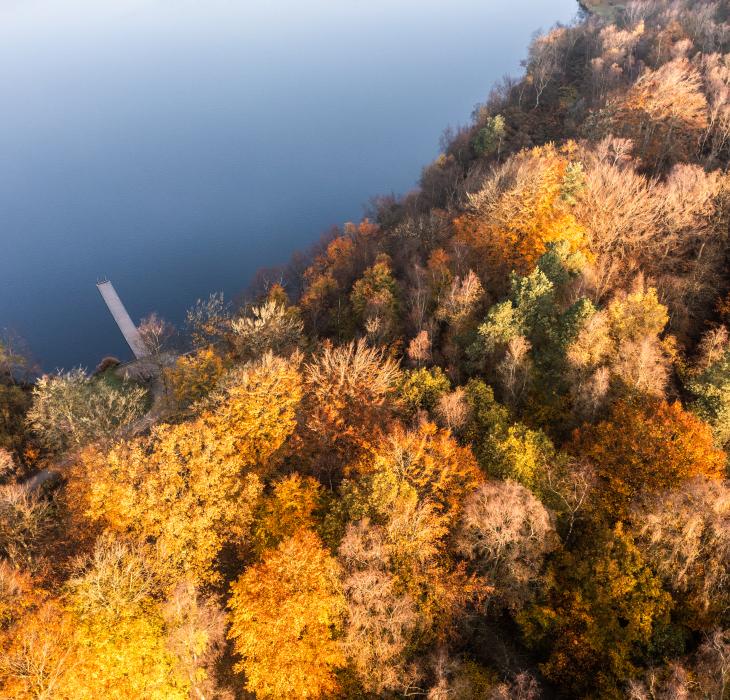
[0, 0, 577, 370]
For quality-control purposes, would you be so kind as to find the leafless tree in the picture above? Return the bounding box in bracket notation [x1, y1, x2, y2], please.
[627, 663, 693, 700]
[138, 313, 176, 392]
[302, 340, 401, 481]
[407, 329, 433, 367]
[695, 629, 730, 700]
[620, 58, 708, 170]
[138, 312, 175, 358]
[426, 648, 510, 700]
[185, 292, 231, 350]
[525, 28, 567, 108]
[0, 483, 54, 571]
[590, 21, 645, 101]
[575, 145, 725, 334]
[487, 672, 542, 700]
[627, 628, 730, 700]
[455, 480, 557, 611]
[163, 580, 230, 700]
[0, 449, 14, 479]
[230, 300, 303, 361]
[496, 336, 532, 407]
[695, 325, 730, 370]
[434, 388, 470, 432]
[635, 477, 730, 618]
[0, 596, 75, 700]
[541, 458, 594, 543]
[66, 535, 160, 618]
[339, 519, 422, 695]
[436, 271, 484, 328]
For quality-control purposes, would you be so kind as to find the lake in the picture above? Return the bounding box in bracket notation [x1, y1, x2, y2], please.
[0, 0, 578, 371]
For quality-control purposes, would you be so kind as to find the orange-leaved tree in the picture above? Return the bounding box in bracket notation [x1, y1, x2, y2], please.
[350, 253, 400, 344]
[572, 395, 726, 517]
[349, 421, 483, 530]
[228, 529, 346, 699]
[0, 562, 75, 700]
[300, 235, 359, 337]
[453, 143, 587, 286]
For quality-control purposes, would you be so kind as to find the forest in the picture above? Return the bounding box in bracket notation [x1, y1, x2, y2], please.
[2, 0, 730, 697]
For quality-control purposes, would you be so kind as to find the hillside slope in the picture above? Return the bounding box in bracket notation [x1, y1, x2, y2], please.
[2, 1, 730, 698]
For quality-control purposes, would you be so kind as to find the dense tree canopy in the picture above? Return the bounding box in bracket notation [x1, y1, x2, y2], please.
[4, 1, 730, 697]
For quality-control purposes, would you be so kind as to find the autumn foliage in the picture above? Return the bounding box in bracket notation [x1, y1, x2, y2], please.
[5, 2, 730, 698]
[453, 144, 587, 283]
[573, 396, 726, 516]
[228, 530, 346, 699]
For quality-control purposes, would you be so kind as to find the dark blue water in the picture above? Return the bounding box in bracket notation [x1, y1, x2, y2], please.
[0, 0, 577, 370]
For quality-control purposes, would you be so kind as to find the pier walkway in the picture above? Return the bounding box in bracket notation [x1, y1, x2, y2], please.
[96, 280, 148, 359]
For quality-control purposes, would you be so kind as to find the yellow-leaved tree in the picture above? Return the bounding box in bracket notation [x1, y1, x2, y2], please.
[252, 472, 323, 555]
[68, 353, 302, 584]
[0, 540, 218, 700]
[164, 346, 227, 409]
[60, 539, 189, 700]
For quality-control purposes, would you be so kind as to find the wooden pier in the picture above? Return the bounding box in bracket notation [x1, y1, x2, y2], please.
[96, 280, 148, 359]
